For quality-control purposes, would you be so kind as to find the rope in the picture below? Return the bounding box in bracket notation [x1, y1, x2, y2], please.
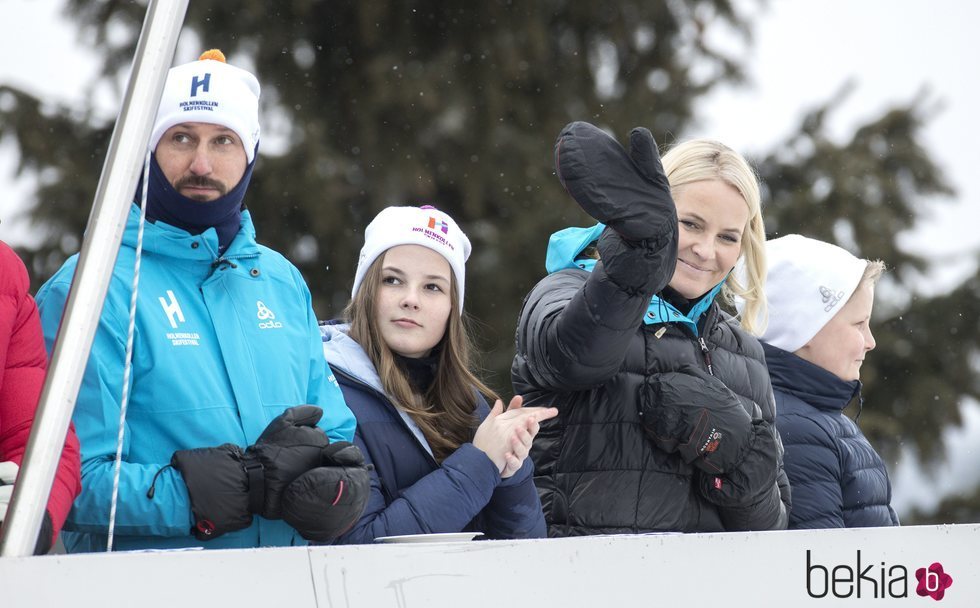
[107, 152, 150, 551]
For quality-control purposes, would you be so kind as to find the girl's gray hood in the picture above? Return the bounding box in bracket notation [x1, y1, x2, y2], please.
[320, 323, 384, 394]
[320, 322, 435, 457]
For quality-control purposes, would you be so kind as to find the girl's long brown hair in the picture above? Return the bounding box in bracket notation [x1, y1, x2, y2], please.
[344, 254, 499, 462]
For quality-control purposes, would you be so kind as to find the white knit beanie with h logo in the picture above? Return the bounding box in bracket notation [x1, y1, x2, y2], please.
[149, 49, 261, 162]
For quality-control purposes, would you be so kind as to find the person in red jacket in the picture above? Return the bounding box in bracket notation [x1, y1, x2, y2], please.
[0, 240, 82, 554]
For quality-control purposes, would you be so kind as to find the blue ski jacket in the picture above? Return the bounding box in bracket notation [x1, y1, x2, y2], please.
[321, 323, 546, 543]
[36, 204, 355, 552]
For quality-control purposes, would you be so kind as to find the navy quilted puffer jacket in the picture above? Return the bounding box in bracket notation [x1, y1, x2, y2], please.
[764, 342, 899, 529]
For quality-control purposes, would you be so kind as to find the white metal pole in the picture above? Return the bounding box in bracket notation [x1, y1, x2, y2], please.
[0, 0, 189, 557]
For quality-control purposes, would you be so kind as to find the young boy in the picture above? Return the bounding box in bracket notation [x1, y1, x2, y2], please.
[752, 234, 899, 528]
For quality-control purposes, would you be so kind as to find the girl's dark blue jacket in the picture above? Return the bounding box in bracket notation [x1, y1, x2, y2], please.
[764, 342, 899, 529]
[321, 323, 547, 543]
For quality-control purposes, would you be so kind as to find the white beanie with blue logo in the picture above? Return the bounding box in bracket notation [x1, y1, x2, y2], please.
[149, 49, 261, 162]
[352, 206, 472, 310]
[744, 234, 867, 353]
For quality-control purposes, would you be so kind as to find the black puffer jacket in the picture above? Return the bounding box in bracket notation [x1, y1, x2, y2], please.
[512, 230, 790, 536]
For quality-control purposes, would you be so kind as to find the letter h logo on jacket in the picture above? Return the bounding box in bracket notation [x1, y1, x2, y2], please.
[159, 290, 185, 329]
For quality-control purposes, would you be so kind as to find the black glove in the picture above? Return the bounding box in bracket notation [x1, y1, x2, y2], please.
[171, 443, 261, 540]
[245, 405, 330, 519]
[639, 366, 754, 474]
[171, 406, 333, 540]
[698, 420, 780, 508]
[281, 442, 371, 542]
[555, 121, 674, 241]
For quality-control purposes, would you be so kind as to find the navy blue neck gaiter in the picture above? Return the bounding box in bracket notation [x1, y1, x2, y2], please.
[141, 153, 255, 253]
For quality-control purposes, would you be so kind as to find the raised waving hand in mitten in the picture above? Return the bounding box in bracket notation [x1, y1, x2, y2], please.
[555, 121, 675, 242]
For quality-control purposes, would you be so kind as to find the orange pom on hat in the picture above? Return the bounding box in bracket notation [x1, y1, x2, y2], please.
[149, 48, 261, 162]
[198, 49, 226, 62]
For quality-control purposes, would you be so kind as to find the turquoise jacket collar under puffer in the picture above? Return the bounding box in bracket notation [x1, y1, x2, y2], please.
[545, 223, 724, 336]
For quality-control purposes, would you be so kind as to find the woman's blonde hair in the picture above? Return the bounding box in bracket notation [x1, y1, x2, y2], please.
[660, 139, 768, 335]
[344, 254, 499, 462]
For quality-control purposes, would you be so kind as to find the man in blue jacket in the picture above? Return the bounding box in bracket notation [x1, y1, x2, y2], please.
[36, 49, 368, 552]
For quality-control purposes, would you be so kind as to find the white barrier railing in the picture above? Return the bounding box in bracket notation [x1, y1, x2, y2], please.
[1, 524, 975, 607]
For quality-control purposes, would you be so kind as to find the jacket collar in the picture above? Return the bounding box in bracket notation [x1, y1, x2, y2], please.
[122, 203, 260, 261]
[320, 321, 437, 459]
[320, 322, 386, 394]
[762, 341, 862, 413]
[545, 223, 605, 273]
[546, 222, 723, 335]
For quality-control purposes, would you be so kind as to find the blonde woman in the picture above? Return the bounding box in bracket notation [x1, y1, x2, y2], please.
[323, 205, 556, 543]
[513, 121, 789, 535]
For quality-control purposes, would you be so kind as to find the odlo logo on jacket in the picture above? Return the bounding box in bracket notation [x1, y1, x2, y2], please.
[256, 301, 283, 330]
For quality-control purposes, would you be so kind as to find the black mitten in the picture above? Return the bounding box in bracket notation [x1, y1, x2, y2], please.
[698, 420, 780, 508]
[639, 366, 754, 474]
[171, 444, 261, 540]
[555, 121, 675, 241]
[281, 442, 371, 542]
[245, 405, 330, 519]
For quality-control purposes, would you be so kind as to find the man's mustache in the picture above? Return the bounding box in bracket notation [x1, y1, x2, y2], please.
[174, 176, 227, 197]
